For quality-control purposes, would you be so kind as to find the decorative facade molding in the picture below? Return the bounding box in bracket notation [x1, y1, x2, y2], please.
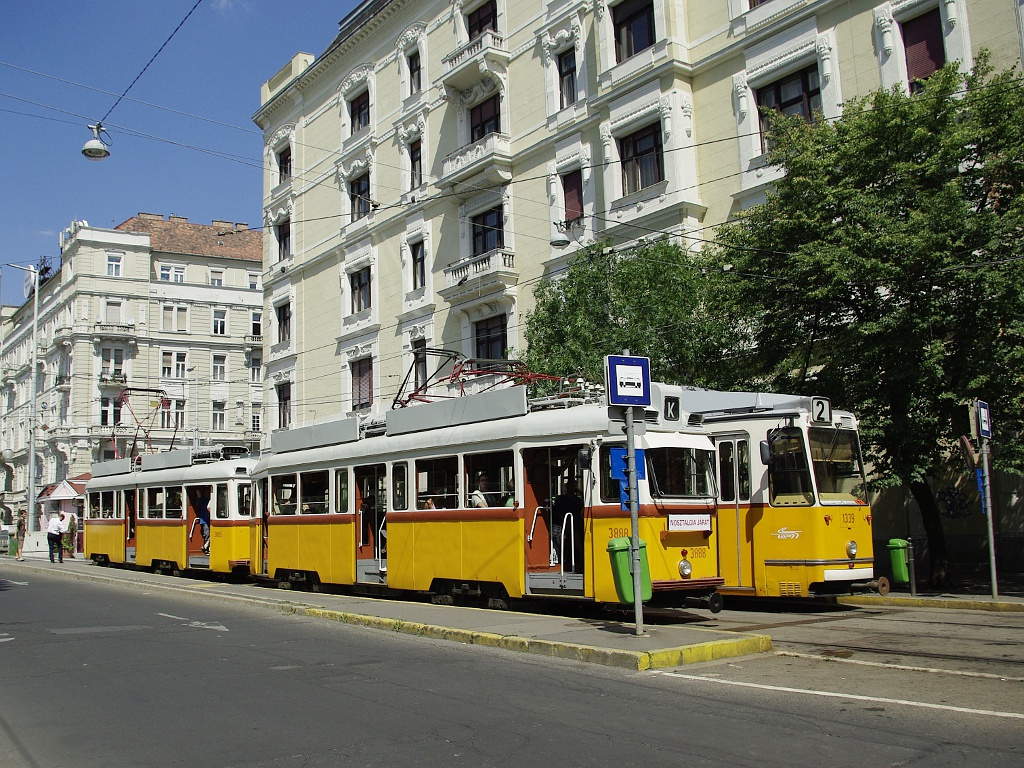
[875, 7, 896, 56]
[816, 33, 834, 83]
[733, 73, 749, 118]
[339, 64, 374, 96]
[396, 22, 426, 51]
[679, 92, 693, 137]
[267, 123, 295, 151]
[264, 201, 293, 227]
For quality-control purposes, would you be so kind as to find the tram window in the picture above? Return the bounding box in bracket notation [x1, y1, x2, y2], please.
[599, 445, 623, 503]
[165, 487, 184, 519]
[216, 484, 229, 519]
[719, 442, 736, 503]
[647, 447, 715, 498]
[767, 427, 814, 506]
[146, 487, 164, 518]
[237, 483, 252, 517]
[737, 440, 751, 500]
[334, 468, 349, 513]
[89, 492, 101, 519]
[392, 463, 408, 511]
[464, 450, 514, 507]
[258, 478, 269, 518]
[808, 427, 867, 503]
[272, 474, 298, 515]
[415, 456, 458, 509]
[300, 470, 329, 513]
[102, 491, 116, 518]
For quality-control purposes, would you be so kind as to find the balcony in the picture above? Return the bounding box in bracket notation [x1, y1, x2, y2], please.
[441, 30, 509, 93]
[245, 335, 263, 352]
[1, 367, 16, 387]
[439, 247, 518, 303]
[98, 372, 128, 388]
[54, 374, 72, 391]
[53, 325, 74, 346]
[244, 430, 263, 442]
[92, 322, 137, 344]
[90, 424, 134, 437]
[439, 132, 512, 191]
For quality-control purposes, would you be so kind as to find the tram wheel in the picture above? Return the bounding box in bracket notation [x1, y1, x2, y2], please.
[707, 593, 725, 614]
[875, 576, 891, 596]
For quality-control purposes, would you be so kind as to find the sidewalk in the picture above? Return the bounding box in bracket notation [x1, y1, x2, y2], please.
[2, 550, 771, 671]
[838, 569, 1024, 612]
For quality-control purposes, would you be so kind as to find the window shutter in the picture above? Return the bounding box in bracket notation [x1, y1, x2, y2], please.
[903, 9, 945, 85]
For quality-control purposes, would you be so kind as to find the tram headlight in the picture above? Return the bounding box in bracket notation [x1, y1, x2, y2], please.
[846, 540, 858, 559]
[678, 559, 693, 578]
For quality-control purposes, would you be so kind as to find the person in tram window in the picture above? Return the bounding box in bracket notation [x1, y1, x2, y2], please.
[471, 473, 493, 508]
[197, 489, 211, 554]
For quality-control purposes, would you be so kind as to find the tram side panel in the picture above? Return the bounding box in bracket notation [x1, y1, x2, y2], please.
[136, 519, 186, 570]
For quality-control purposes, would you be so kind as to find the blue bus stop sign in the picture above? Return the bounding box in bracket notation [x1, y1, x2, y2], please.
[606, 355, 651, 407]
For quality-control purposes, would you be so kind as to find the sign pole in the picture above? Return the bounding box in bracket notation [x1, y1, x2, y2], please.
[625, 400, 644, 636]
[980, 437, 999, 599]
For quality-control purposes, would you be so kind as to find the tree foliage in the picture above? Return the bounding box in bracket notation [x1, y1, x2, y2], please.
[523, 241, 744, 389]
[711, 54, 1024, 582]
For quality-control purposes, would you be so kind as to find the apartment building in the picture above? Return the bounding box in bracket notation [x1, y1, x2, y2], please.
[252, 0, 1015, 430]
[0, 214, 263, 530]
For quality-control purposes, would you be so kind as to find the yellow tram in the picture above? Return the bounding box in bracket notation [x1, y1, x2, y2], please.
[251, 383, 725, 610]
[85, 446, 255, 575]
[676, 389, 880, 598]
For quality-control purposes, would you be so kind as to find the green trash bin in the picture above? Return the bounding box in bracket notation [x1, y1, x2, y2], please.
[607, 537, 652, 604]
[888, 538, 910, 584]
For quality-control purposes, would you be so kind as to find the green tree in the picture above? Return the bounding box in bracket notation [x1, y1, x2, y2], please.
[523, 240, 744, 389]
[712, 53, 1024, 585]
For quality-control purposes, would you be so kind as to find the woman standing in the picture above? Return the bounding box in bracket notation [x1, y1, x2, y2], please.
[14, 513, 26, 561]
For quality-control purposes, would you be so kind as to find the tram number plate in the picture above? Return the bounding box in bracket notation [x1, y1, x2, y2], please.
[668, 514, 711, 532]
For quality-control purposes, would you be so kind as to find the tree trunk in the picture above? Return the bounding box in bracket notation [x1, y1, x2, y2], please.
[910, 480, 950, 588]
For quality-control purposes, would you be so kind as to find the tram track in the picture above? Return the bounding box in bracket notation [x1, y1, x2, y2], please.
[770, 637, 1024, 670]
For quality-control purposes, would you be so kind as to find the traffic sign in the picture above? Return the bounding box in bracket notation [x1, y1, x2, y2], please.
[606, 355, 651, 407]
[977, 400, 992, 439]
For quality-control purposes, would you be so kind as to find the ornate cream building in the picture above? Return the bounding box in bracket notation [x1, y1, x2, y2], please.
[0, 214, 263, 531]
[253, 0, 1017, 430]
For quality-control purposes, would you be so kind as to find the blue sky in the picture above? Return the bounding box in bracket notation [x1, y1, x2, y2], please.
[0, 0, 357, 307]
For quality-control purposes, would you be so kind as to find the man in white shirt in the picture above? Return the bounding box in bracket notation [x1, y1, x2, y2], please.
[46, 513, 63, 563]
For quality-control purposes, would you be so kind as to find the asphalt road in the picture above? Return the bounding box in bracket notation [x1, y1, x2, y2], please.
[1, 569, 1021, 768]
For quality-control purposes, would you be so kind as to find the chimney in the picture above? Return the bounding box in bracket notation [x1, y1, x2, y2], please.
[168, 215, 188, 224]
[211, 219, 233, 230]
[138, 212, 163, 220]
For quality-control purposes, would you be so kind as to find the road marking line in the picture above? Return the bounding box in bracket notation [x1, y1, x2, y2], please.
[0, 579, 29, 586]
[656, 671, 1024, 720]
[0, 637, 14, 643]
[776, 650, 1024, 682]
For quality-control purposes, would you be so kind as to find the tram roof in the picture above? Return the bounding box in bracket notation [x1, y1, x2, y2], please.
[671, 387, 855, 423]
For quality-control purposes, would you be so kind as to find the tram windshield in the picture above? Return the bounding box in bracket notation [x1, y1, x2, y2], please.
[766, 427, 814, 506]
[646, 447, 716, 499]
[808, 427, 867, 504]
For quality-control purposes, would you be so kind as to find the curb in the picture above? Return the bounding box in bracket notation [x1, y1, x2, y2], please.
[837, 595, 1024, 612]
[304, 608, 773, 670]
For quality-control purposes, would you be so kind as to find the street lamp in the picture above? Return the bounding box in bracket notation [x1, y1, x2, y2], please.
[82, 123, 111, 161]
[7, 263, 39, 533]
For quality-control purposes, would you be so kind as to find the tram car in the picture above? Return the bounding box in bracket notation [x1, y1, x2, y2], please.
[251, 382, 726, 610]
[673, 388, 881, 598]
[85, 446, 256, 575]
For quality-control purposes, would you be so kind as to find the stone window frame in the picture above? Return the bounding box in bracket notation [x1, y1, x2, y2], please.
[546, 136, 594, 253]
[398, 114, 428, 200]
[873, 0, 971, 94]
[401, 222, 433, 303]
[338, 64, 376, 149]
[596, 0, 668, 85]
[458, 188, 512, 263]
[342, 341, 378, 414]
[541, 11, 588, 126]
[396, 23, 428, 106]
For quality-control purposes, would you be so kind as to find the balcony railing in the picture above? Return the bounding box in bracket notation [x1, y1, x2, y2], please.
[441, 30, 509, 92]
[440, 132, 512, 189]
[440, 247, 518, 303]
[98, 372, 128, 386]
[245, 334, 263, 350]
[54, 374, 72, 390]
[92, 322, 136, 343]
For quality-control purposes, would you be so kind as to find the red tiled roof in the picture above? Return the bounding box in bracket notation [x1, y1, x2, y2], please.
[115, 213, 263, 262]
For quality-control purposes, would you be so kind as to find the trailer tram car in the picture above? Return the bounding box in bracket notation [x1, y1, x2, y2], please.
[85, 446, 256, 575]
[251, 383, 725, 610]
[673, 388, 881, 598]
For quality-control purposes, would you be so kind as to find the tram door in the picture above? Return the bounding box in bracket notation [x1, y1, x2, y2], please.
[717, 435, 755, 589]
[123, 488, 137, 563]
[522, 446, 586, 575]
[354, 464, 387, 580]
[185, 484, 213, 558]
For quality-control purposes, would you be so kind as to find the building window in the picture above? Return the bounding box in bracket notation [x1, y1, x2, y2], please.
[161, 304, 188, 332]
[350, 267, 371, 313]
[161, 399, 186, 430]
[212, 308, 227, 336]
[350, 90, 370, 135]
[276, 219, 291, 262]
[470, 95, 500, 142]
[409, 140, 422, 190]
[100, 396, 122, 427]
[350, 173, 371, 222]
[250, 355, 263, 383]
[411, 241, 426, 290]
[212, 354, 226, 381]
[277, 383, 292, 429]
[277, 145, 292, 185]
[248, 273, 260, 290]
[102, 348, 124, 377]
[619, 123, 664, 195]
[106, 254, 123, 277]
[471, 206, 504, 256]
[903, 9, 945, 94]
[212, 402, 226, 431]
[558, 49, 577, 109]
[413, 338, 428, 390]
[466, 0, 497, 39]
[562, 170, 583, 223]
[251, 310, 262, 337]
[276, 302, 291, 344]
[613, 0, 656, 64]
[474, 314, 507, 360]
[159, 264, 185, 282]
[352, 358, 373, 410]
[251, 406, 262, 432]
[168, 352, 187, 379]
[408, 51, 422, 95]
[756, 64, 821, 128]
[209, 269, 224, 287]
[104, 300, 122, 324]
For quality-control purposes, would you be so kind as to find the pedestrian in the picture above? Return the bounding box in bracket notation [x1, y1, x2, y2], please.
[63, 512, 78, 558]
[196, 488, 211, 554]
[46, 512, 63, 563]
[14, 513, 26, 561]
